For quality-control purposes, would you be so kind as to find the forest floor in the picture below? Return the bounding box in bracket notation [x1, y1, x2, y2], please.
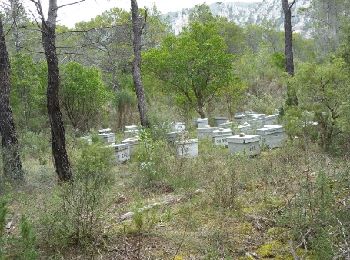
[3, 136, 350, 259]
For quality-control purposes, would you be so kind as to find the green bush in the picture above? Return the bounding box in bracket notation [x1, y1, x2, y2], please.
[61, 62, 113, 131]
[0, 199, 7, 258]
[19, 216, 38, 260]
[289, 59, 350, 151]
[41, 143, 114, 250]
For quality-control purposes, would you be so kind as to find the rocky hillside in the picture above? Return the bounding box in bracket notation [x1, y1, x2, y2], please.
[164, 0, 312, 35]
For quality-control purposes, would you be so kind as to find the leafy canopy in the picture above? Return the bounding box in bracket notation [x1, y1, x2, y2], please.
[144, 21, 234, 117]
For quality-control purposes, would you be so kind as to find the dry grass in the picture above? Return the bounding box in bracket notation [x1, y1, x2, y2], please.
[1, 134, 349, 259]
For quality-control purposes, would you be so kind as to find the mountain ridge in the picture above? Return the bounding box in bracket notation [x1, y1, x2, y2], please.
[163, 0, 312, 35]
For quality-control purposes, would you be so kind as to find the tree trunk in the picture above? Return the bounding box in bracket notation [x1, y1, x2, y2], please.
[196, 97, 206, 118]
[10, 0, 21, 53]
[41, 0, 72, 182]
[282, 0, 298, 106]
[282, 0, 294, 76]
[0, 17, 24, 182]
[131, 0, 150, 127]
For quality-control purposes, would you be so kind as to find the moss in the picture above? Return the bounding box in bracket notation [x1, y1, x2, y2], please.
[257, 240, 285, 258]
[267, 227, 291, 242]
[235, 222, 254, 235]
[257, 240, 314, 260]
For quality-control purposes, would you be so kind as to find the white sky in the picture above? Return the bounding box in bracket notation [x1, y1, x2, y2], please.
[25, 0, 261, 27]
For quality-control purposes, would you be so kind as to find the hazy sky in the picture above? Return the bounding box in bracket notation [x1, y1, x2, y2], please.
[27, 0, 262, 27]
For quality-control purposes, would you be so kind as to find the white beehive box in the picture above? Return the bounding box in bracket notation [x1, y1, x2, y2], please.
[125, 125, 138, 131]
[227, 134, 261, 156]
[98, 132, 116, 144]
[124, 129, 139, 138]
[175, 139, 198, 158]
[214, 117, 228, 127]
[249, 119, 265, 131]
[219, 121, 234, 129]
[197, 126, 217, 139]
[257, 125, 286, 149]
[264, 114, 279, 125]
[197, 118, 209, 128]
[122, 137, 139, 155]
[172, 122, 186, 132]
[234, 113, 246, 124]
[212, 128, 233, 146]
[98, 128, 112, 134]
[109, 143, 130, 163]
[236, 122, 251, 134]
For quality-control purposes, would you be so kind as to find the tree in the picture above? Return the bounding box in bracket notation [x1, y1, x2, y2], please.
[10, 53, 47, 131]
[60, 62, 111, 131]
[131, 0, 149, 127]
[0, 15, 24, 182]
[290, 59, 350, 150]
[31, 0, 72, 182]
[309, 0, 350, 56]
[282, 0, 298, 106]
[144, 22, 234, 118]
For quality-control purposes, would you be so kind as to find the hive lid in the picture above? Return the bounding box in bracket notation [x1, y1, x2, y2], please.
[227, 135, 260, 144]
[249, 113, 266, 119]
[265, 115, 278, 119]
[234, 113, 246, 119]
[213, 128, 232, 135]
[197, 126, 215, 130]
[214, 116, 228, 120]
[122, 137, 139, 144]
[263, 125, 284, 133]
[125, 125, 138, 130]
[108, 143, 129, 150]
[197, 118, 208, 122]
[175, 139, 198, 144]
[173, 122, 185, 125]
[98, 128, 112, 134]
[98, 132, 115, 137]
[237, 122, 250, 129]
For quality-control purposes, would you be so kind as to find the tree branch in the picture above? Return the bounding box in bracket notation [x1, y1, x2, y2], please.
[54, 0, 86, 11]
[289, 0, 296, 10]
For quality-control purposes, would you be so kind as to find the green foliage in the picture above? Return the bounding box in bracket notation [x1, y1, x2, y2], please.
[234, 48, 286, 113]
[113, 77, 137, 128]
[280, 170, 339, 259]
[61, 62, 112, 131]
[19, 131, 50, 163]
[189, 4, 215, 24]
[41, 144, 114, 250]
[0, 199, 6, 236]
[10, 53, 47, 131]
[19, 216, 37, 260]
[271, 52, 285, 70]
[144, 21, 235, 117]
[290, 59, 350, 150]
[135, 130, 172, 190]
[134, 129, 197, 192]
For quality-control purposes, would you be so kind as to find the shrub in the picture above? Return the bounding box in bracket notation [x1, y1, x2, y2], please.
[290, 59, 350, 151]
[19, 216, 38, 260]
[41, 144, 114, 250]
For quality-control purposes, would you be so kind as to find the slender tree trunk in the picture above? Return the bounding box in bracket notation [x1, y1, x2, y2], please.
[41, 0, 72, 182]
[196, 97, 206, 118]
[0, 17, 24, 182]
[131, 0, 149, 127]
[282, 0, 298, 106]
[10, 0, 21, 53]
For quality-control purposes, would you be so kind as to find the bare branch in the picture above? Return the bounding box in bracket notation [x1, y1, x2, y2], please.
[55, 0, 86, 11]
[289, 0, 296, 10]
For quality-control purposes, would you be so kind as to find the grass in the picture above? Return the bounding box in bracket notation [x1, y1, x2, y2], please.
[0, 131, 349, 259]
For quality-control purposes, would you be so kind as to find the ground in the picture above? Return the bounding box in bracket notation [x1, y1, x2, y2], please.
[2, 133, 349, 259]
